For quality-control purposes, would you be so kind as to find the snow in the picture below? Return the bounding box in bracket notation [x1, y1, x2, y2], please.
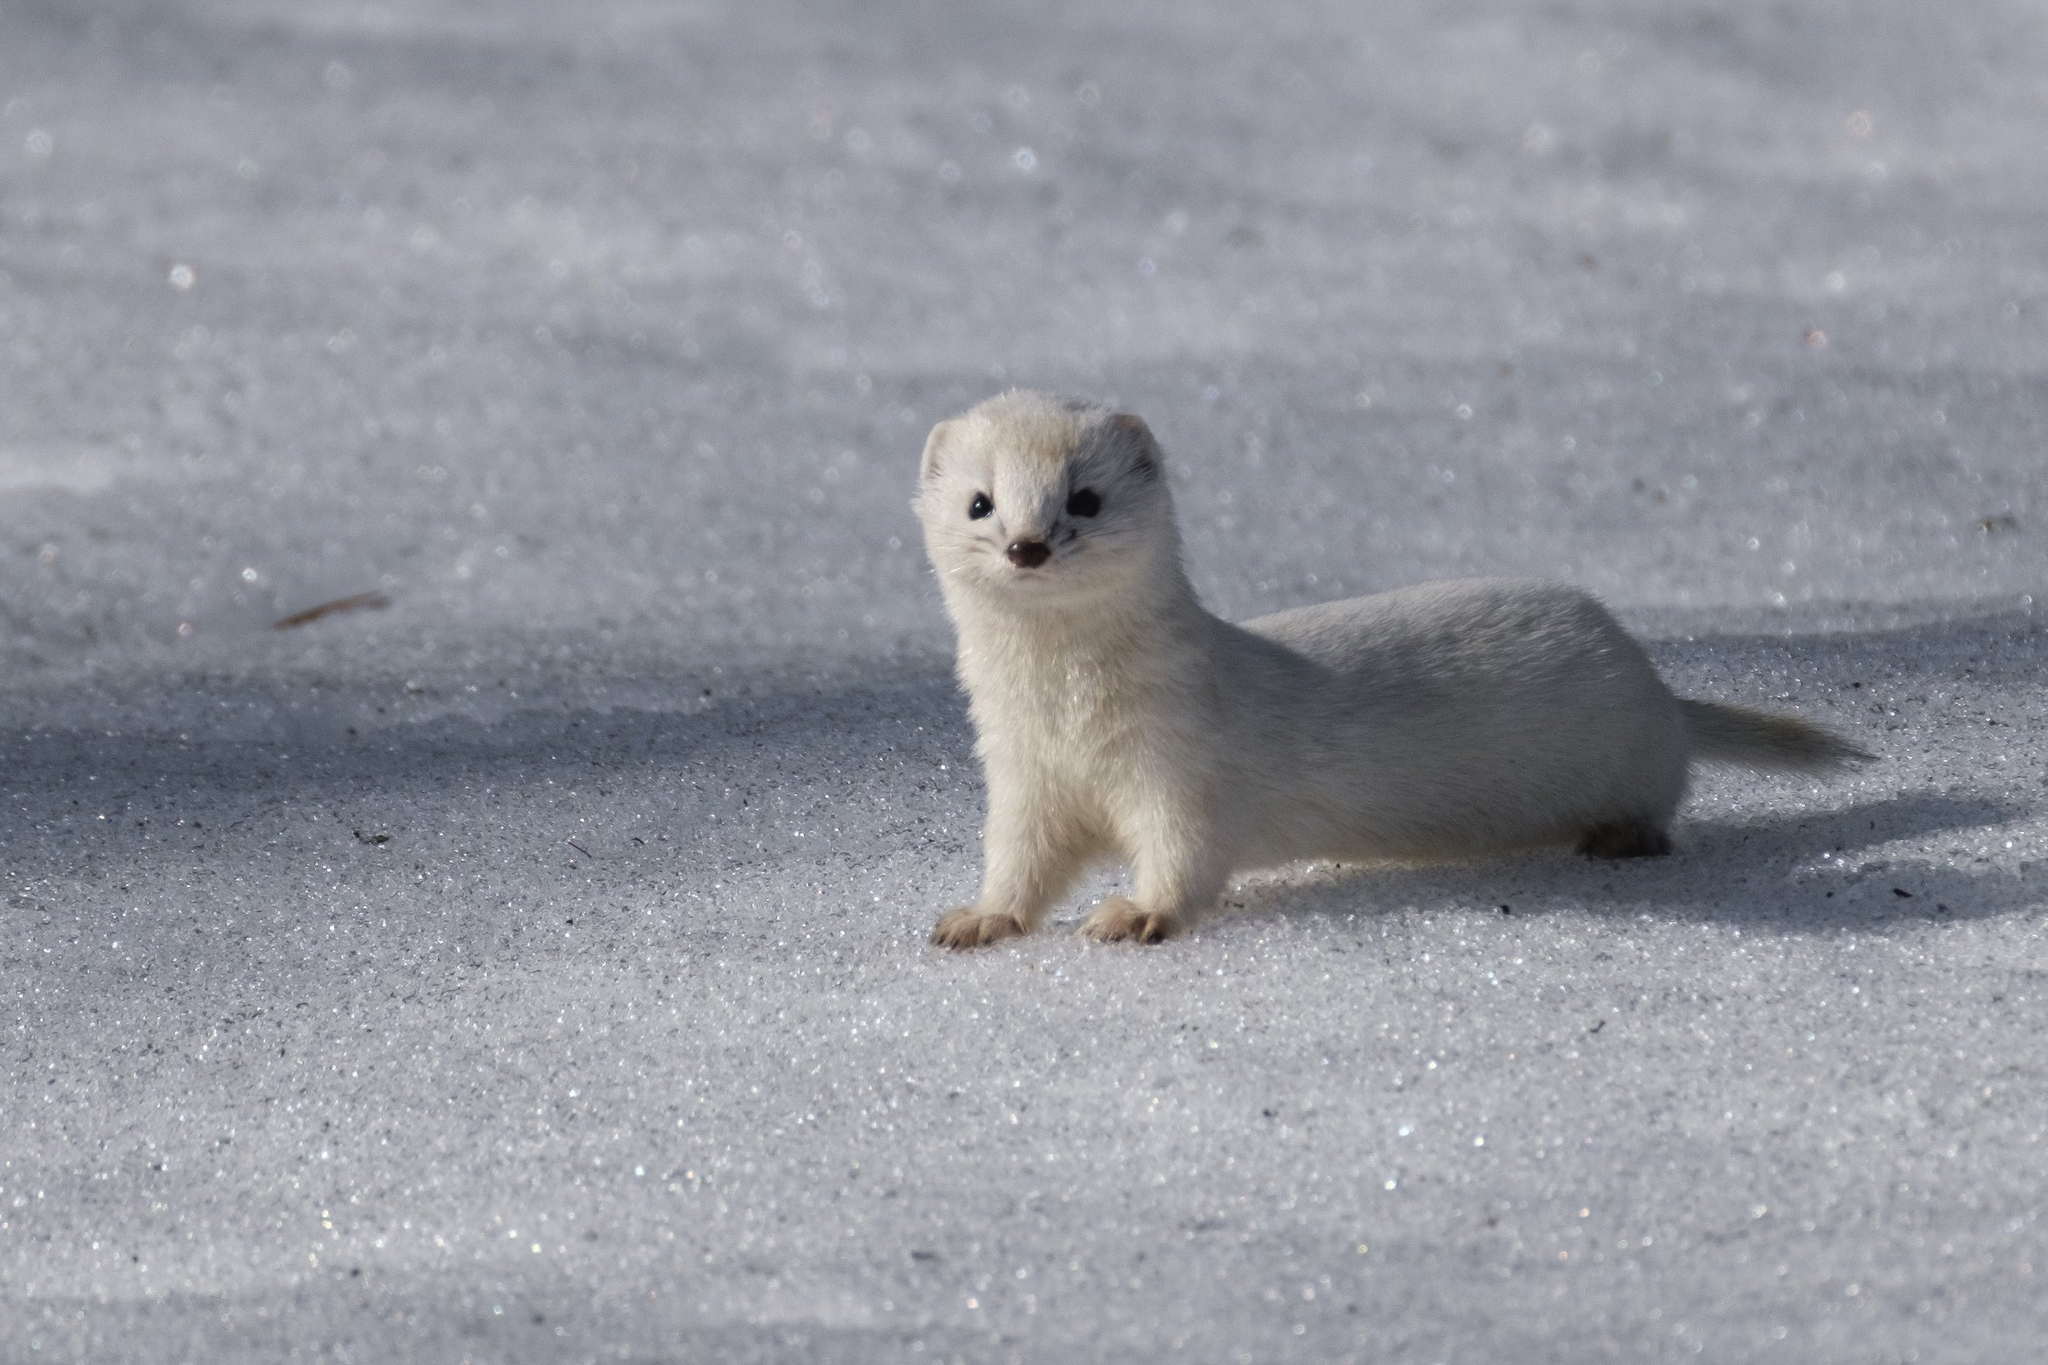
[3, 0, 2045, 1360]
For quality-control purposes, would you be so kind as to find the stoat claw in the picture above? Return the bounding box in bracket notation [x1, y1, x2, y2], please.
[929, 907, 1029, 949]
[1078, 895, 1182, 944]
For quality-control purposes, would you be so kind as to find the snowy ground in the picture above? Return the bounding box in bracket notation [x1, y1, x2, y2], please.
[3, 1, 2046, 1360]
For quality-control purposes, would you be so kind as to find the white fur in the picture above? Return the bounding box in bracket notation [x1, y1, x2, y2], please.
[915, 391, 1864, 947]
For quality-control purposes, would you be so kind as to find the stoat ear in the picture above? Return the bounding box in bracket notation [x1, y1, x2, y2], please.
[1107, 412, 1162, 480]
[919, 419, 959, 483]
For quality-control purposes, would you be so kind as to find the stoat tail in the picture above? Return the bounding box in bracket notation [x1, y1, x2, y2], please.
[1679, 699, 1873, 774]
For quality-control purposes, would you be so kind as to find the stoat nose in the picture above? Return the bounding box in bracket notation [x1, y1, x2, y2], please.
[1006, 539, 1051, 569]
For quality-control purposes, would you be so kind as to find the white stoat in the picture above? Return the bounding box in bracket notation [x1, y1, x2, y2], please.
[913, 390, 1869, 947]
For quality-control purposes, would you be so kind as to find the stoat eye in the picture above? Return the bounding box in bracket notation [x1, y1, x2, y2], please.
[967, 492, 994, 520]
[1065, 488, 1101, 518]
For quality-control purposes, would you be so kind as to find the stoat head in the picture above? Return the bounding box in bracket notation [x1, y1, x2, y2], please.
[914, 390, 1180, 612]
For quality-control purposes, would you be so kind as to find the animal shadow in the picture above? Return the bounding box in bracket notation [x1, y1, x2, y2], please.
[1223, 792, 2036, 933]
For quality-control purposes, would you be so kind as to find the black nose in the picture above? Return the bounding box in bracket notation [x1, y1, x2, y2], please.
[1006, 539, 1051, 569]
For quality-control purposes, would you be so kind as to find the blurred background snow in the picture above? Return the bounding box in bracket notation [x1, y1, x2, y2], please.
[4, 0, 2042, 710]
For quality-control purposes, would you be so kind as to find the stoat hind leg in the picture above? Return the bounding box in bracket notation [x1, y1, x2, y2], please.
[1575, 820, 1673, 860]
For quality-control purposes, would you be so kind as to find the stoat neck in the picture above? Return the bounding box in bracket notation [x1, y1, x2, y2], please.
[948, 561, 1215, 697]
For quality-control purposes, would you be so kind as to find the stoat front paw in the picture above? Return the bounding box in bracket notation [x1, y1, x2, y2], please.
[930, 907, 1029, 950]
[1078, 896, 1182, 944]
